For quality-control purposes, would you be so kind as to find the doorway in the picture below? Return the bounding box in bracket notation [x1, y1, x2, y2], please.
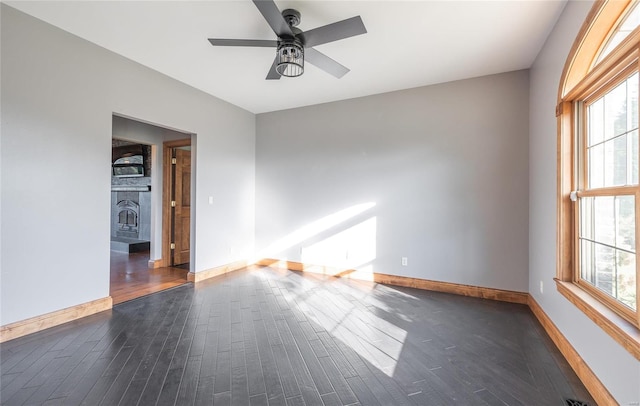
[109, 116, 191, 304]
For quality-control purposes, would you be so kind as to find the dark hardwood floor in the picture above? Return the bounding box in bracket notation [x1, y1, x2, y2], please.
[1, 266, 595, 405]
[110, 250, 188, 305]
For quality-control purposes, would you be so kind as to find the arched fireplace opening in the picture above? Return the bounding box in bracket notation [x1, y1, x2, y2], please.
[116, 200, 140, 239]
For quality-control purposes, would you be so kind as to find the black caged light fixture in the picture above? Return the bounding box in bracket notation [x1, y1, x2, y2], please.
[276, 38, 304, 77]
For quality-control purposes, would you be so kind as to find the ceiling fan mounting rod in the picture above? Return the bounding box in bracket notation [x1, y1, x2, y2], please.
[282, 9, 301, 27]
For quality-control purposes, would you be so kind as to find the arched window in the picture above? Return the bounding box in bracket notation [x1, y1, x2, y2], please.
[558, 0, 640, 359]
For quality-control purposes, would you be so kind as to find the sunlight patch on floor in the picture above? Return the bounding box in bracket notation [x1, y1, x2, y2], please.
[281, 274, 408, 377]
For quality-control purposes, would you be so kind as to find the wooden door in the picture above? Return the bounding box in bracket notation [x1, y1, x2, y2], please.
[172, 148, 191, 265]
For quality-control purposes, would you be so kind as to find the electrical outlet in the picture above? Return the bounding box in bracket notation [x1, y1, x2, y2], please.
[540, 280, 544, 294]
[401, 257, 408, 266]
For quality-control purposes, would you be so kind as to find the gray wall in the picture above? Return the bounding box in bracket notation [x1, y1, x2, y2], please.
[256, 70, 529, 292]
[0, 5, 255, 325]
[529, 0, 640, 403]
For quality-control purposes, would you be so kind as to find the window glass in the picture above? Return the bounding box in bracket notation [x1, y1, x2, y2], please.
[596, 3, 640, 64]
[587, 72, 639, 188]
[582, 72, 638, 311]
[579, 194, 637, 310]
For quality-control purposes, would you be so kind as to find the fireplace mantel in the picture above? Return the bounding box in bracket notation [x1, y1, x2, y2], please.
[111, 185, 150, 192]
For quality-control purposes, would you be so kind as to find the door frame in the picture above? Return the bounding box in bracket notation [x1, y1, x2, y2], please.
[161, 138, 192, 267]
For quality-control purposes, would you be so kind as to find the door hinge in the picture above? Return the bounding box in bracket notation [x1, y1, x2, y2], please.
[171, 200, 176, 207]
[170, 243, 176, 250]
[171, 158, 177, 165]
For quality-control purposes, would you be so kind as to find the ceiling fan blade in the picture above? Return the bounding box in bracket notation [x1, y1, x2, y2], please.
[305, 48, 350, 79]
[266, 56, 281, 80]
[252, 0, 293, 38]
[301, 16, 367, 48]
[208, 38, 277, 48]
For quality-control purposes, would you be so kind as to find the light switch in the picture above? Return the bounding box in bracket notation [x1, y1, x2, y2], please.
[208, 196, 213, 205]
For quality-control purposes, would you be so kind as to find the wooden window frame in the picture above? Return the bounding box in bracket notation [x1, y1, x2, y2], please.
[557, 0, 640, 361]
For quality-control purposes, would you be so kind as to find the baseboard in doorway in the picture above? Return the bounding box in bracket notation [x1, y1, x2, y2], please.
[148, 259, 162, 269]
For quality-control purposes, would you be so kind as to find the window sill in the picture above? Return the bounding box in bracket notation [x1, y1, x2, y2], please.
[555, 279, 640, 361]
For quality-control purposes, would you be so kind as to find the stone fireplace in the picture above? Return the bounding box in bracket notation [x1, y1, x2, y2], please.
[110, 140, 152, 252]
[110, 183, 151, 252]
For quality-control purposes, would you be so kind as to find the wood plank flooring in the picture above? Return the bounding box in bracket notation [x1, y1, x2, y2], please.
[110, 251, 188, 305]
[1, 266, 596, 405]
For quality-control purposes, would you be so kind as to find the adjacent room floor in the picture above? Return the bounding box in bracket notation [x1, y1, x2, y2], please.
[109, 250, 189, 305]
[1, 266, 595, 406]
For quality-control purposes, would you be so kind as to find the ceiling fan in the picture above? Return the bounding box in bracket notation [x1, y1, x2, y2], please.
[208, 0, 367, 80]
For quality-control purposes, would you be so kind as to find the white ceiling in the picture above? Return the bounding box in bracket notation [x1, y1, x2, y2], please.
[5, 0, 566, 114]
